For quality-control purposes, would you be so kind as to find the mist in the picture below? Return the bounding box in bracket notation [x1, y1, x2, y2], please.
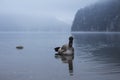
[0, 0, 99, 32]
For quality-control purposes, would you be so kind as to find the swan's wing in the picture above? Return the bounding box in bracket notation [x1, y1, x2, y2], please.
[61, 44, 68, 51]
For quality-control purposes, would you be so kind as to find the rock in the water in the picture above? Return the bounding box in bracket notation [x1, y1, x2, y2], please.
[16, 46, 24, 49]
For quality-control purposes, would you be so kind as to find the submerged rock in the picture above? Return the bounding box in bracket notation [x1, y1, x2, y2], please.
[16, 46, 24, 49]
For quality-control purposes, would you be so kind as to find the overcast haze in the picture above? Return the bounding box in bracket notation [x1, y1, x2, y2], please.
[0, 0, 99, 32]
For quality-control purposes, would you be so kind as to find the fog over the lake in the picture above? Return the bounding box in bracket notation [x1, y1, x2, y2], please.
[0, 0, 100, 32]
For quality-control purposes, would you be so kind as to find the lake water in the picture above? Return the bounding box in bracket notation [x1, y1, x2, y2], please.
[0, 32, 120, 80]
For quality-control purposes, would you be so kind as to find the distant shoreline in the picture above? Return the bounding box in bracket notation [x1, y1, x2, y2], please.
[71, 31, 120, 34]
[0, 31, 71, 34]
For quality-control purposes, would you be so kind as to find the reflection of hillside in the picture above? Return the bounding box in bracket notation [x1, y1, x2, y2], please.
[73, 33, 120, 47]
[72, 33, 120, 64]
[92, 47, 120, 64]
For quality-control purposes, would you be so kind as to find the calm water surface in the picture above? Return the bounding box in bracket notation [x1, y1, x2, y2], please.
[0, 32, 120, 80]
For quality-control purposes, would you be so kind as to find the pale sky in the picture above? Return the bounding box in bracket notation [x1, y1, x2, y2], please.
[0, 0, 99, 25]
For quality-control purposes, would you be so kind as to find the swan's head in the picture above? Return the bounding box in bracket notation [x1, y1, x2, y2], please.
[69, 36, 73, 41]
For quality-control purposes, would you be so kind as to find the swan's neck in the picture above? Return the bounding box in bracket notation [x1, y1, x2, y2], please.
[69, 40, 73, 47]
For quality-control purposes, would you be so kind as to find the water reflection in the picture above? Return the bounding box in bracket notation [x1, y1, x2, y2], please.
[72, 33, 120, 75]
[55, 54, 74, 76]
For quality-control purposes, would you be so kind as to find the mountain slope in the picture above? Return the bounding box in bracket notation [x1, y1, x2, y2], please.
[71, 0, 120, 32]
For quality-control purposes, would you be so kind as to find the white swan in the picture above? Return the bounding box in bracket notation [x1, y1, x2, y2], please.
[55, 36, 74, 55]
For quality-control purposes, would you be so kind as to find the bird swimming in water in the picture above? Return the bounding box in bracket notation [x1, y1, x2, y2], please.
[54, 36, 74, 55]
